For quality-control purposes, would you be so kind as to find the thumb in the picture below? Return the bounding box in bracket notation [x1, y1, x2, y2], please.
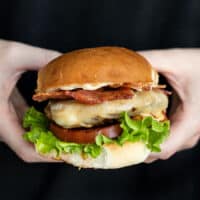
[4, 40, 61, 71]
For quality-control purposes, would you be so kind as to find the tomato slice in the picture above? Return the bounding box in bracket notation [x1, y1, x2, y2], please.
[49, 123, 122, 144]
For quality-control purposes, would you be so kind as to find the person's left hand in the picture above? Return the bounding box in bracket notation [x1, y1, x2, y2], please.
[139, 49, 200, 163]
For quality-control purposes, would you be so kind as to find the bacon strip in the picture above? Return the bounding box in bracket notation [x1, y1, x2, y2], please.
[33, 90, 72, 102]
[50, 122, 122, 144]
[33, 88, 134, 104]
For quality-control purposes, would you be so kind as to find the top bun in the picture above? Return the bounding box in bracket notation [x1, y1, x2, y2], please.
[36, 47, 158, 93]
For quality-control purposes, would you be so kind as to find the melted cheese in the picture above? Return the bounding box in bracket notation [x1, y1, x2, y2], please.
[47, 90, 168, 128]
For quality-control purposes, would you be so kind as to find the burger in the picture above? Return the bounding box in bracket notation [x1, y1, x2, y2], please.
[23, 47, 170, 169]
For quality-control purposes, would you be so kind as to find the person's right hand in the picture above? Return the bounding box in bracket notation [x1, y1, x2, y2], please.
[0, 39, 62, 162]
[139, 49, 200, 163]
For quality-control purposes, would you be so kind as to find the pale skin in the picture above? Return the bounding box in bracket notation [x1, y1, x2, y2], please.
[139, 49, 200, 163]
[0, 39, 199, 163]
[0, 39, 61, 162]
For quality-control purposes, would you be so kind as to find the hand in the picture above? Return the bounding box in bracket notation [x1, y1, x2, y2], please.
[0, 39, 61, 162]
[139, 49, 200, 163]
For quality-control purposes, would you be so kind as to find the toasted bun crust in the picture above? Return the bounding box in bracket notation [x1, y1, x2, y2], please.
[40, 142, 150, 169]
[37, 47, 157, 93]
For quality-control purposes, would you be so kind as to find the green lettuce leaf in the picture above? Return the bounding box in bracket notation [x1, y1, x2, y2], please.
[118, 112, 170, 152]
[23, 107, 48, 129]
[23, 107, 170, 158]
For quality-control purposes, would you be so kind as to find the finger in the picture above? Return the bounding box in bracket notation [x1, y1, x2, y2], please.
[3, 40, 61, 71]
[180, 133, 199, 150]
[144, 157, 157, 164]
[138, 49, 177, 73]
[145, 105, 197, 161]
[145, 134, 200, 164]
[9, 88, 28, 121]
[0, 104, 62, 162]
[139, 50, 187, 107]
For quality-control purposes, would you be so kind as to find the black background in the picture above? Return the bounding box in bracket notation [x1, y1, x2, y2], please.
[0, 0, 200, 199]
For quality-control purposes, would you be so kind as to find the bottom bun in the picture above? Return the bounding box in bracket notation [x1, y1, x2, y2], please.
[41, 142, 150, 169]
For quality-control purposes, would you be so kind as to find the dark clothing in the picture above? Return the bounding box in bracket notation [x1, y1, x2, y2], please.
[0, 1, 200, 199]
